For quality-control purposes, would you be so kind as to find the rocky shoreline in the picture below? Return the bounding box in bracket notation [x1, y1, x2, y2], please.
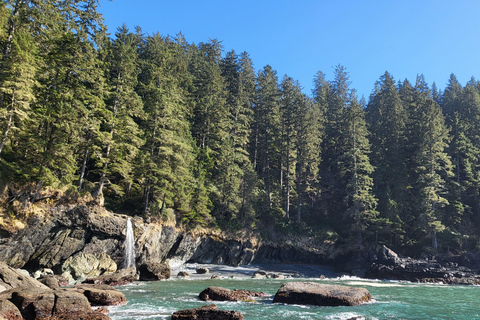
[0, 204, 479, 287]
[337, 244, 480, 285]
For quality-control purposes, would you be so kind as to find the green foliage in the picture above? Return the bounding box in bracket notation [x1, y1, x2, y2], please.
[3, 0, 480, 253]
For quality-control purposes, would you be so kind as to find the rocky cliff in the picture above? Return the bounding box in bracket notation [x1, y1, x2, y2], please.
[0, 204, 327, 278]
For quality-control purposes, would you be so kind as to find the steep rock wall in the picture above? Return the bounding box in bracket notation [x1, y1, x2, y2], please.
[0, 204, 327, 272]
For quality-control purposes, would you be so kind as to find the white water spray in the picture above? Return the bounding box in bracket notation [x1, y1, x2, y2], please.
[124, 217, 135, 269]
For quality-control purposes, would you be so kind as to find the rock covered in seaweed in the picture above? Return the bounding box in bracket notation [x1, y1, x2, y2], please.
[171, 304, 243, 320]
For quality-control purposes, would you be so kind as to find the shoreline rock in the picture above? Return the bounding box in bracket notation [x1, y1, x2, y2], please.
[273, 282, 372, 307]
[172, 304, 243, 320]
[1, 204, 480, 286]
[0, 260, 127, 320]
[0, 204, 327, 283]
[337, 245, 480, 285]
[83, 267, 138, 286]
[199, 287, 266, 302]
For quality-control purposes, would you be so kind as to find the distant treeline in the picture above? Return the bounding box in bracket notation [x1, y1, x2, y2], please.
[1, 0, 479, 253]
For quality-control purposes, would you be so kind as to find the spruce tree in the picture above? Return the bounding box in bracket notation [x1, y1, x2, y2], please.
[90, 24, 143, 198]
[294, 93, 322, 221]
[137, 34, 205, 223]
[405, 75, 453, 248]
[253, 65, 281, 214]
[366, 72, 407, 244]
[340, 95, 377, 244]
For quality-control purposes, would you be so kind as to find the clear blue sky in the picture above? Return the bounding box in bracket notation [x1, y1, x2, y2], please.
[99, 0, 480, 100]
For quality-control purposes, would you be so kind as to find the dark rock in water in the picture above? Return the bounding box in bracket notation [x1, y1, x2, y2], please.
[171, 304, 243, 320]
[252, 271, 267, 279]
[196, 267, 209, 274]
[199, 287, 266, 302]
[138, 262, 170, 281]
[0, 261, 49, 292]
[75, 284, 127, 306]
[42, 310, 112, 320]
[177, 271, 190, 278]
[273, 282, 372, 307]
[336, 245, 480, 285]
[84, 267, 138, 286]
[0, 299, 23, 320]
[359, 246, 480, 285]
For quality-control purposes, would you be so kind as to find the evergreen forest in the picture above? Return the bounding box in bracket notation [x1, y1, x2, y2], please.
[2, 0, 480, 255]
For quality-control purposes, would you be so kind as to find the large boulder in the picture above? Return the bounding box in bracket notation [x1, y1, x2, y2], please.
[75, 284, 126, 306]
[199, 287, 266, 302]
[9, 288, 56, 320]
[2, 286, 111, 320]
[83, 267, 138, 286]
[52, 289, 92, 314]
[195, 267, 209, 274]
[61, 252, 117, 282]
[38, 276, 60, 289]
[138, 262, 170, 281]
[172, 304, 243, 320]
[0, 261, 49, 292]
[0, 299, 22, 320]
[273, 282, 372, 307]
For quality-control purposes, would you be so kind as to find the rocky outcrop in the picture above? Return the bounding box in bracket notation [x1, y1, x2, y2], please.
[273, 282, 372, 307]
[172, 304, 243, 320]
[0, 204, 328, 283]
[4, 287, 105, 320]
[367, 256, 480, 285]
[199, 287, 266, 302]
[61, 252, 117, 283]
[0, 299, 23, 320]
[83, 267, 138, 286]
[0, 205, 126, 271]
[337, 245, 480, 285]
[195, 267, 209, 274]
[0, 261, 48, 292]
[74, 284, 127, 306]
[0, 260, 126, 320]
[38, 276, 61, 289]
[177, 271, 190, 278]
[138, 262, 170, 281]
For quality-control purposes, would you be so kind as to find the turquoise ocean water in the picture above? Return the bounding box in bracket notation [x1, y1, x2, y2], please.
[108, 264, 479, 320]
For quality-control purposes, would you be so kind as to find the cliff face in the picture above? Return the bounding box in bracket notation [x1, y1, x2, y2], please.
[0, 204, 327, 272]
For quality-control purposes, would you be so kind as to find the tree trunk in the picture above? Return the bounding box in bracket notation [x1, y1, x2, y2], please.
[78, 145, 89, 191]
[297, 192, 302, 221]
[0, 109, 13, 155]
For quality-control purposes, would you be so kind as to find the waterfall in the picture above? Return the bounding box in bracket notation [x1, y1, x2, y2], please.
[124, 217, 135, 269]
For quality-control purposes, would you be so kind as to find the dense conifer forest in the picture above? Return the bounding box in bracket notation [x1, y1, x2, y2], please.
[2, 0, 480, 254]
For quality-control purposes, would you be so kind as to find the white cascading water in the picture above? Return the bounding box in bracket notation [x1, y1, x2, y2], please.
[124, 217, 135, 269]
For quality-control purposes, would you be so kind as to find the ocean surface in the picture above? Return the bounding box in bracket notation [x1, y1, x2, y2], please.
[107, 264, 479, 320]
